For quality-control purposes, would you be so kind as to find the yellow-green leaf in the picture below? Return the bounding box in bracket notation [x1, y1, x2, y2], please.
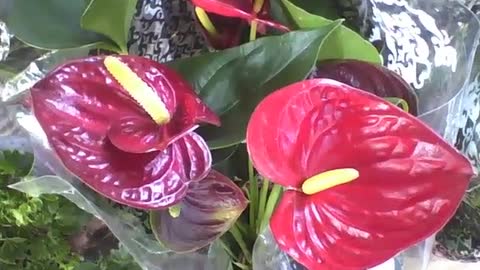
[280, 0, 382, 64]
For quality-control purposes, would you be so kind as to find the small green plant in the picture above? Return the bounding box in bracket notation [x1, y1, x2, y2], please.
[0, 150, 141, 269]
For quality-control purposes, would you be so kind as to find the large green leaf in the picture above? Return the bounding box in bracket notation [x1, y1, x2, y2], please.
[5, 0, 106, 50]
[81, 0, 138, 53]
[169, 23, 341, 149]
[278, 0, 381, 64]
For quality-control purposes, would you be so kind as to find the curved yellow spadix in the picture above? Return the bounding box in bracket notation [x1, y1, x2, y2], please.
[301, 168, 359, 195]
[104, 56, 170, 124]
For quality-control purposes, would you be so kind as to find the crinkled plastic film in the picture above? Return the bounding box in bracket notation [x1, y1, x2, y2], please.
[7, 105, 232, 270]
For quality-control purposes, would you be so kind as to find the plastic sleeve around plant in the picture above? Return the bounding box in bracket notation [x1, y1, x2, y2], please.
[9, 110, 233, 270]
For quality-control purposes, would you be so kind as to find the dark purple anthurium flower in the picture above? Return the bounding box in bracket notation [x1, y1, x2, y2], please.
[314, 60, 419, 115]
[30, 55, 224, 210]
[151, 170, 248, 252]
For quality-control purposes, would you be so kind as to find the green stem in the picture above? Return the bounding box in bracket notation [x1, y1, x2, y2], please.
[249, 0, 264, 41]
[256, 178, 269, 232]
[259, 184, 282, 233]
[253, 0, 265, 13]
[236, 220, 249, 236]
[384, 97, 409, 113]
[230, 224, 252, 263]
[249, 22, 258, 41]
[248, 160, 258, 229]
[219, 239, 239, 261]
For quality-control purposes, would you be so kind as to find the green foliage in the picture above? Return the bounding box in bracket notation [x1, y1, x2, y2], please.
[170, 24, 341, 149]
[273, 0, 382, 64]
[81, 0, 138, 53]
[0, 150, 141, 269]
[74, 246, 142, 270]
[0, 151, 87, 269]
[5, 0, 104, 50]
[4, 0, 137, 52]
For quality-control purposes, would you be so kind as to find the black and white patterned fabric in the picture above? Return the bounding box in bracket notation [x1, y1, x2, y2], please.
[128, 0, 207, 62]
[0, 21, 9, 61]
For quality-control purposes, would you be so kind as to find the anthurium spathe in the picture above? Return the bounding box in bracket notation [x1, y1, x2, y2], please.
[314, 60, 419, 115]
[30, 55, 220, 210]
[246, 79, 474, 269]
[150, 170, 248, 253]
[192, 0, 289, 42]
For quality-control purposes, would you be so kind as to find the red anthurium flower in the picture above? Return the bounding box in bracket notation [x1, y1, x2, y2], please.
[30, 55, 220, 210]
[246, 79, 474, 269]
[191, 0, 289, 33]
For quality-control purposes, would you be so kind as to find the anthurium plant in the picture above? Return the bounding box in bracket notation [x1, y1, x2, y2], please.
[2, 0, 479, 269]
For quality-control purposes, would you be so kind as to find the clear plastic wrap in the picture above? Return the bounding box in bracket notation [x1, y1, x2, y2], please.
[8, 112, 232, 270]
[252, 228, 402, 270]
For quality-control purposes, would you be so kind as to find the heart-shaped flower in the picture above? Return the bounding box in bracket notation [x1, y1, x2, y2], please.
[192, 0, 288, 49]
[246, 79, 474, 269]
[150, 169, 248, 253]
[30, 55, 220, 210]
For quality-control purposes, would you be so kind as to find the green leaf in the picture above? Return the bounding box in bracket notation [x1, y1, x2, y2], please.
[74, 262, 99, 270]
[0, 151, 33, 177]
[6, 0, 106, 49]
[278, 0, 381, 64]
[0, 237, 26, 243]
[169, 23, 341, 149]
[289, 0, 340, 20]
[81, 0, 137, 53]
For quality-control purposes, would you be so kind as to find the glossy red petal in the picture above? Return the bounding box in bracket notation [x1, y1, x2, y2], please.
[150, 170, 247, 252]
[43, 123, 210, 209]
[31, 56, 219, 155]
[107, 117, 200, 154]
[191, 0, 289, 31]
[108, 55, 221, 130]
[246, 83, 301, 187]
[250, 79, 475, 269]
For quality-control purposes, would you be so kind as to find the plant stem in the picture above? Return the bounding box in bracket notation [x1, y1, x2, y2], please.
[230, 224, 252, 263]
[259, 184, 283, 233]
[384, 97, 409, 113]
[249, 0, 265, 41]
[249, 22, 258, 41]
[219, 239, 239, 261]
[256, 178, 269, 232]
[236, 220, 249, 236]
[248, 160, 258, 229]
